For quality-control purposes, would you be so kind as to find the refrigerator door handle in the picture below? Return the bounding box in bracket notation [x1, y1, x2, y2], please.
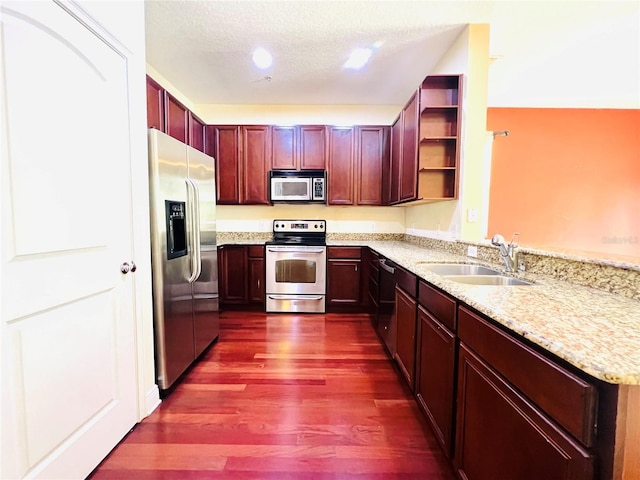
[186, 178, 202, 283]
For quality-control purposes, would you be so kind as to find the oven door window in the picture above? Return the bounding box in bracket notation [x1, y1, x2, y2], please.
[275, 259, 317, 283]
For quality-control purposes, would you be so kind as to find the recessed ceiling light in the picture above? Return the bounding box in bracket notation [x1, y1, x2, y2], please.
[343, 47, 372, 70]
[252, 47, 272, 69]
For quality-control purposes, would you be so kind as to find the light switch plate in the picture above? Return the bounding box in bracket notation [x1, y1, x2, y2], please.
[467, 245, 478, 257]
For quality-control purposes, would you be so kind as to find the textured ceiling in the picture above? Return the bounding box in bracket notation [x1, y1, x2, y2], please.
[145, 0, 640, 108]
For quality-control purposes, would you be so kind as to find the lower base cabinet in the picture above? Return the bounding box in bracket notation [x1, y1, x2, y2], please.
[327, 247, 363, 311]
[394, 285, 417, 390]
[219, 245, 264, 309]
[455, 343, 593, 480]
[416, 305, 456, 458]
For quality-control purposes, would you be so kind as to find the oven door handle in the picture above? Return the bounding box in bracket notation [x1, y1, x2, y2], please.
[267, 295, 324, 301]
[267, 247, 325, 254]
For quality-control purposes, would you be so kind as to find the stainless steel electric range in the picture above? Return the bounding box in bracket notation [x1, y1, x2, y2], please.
[265, 219, 326, 313]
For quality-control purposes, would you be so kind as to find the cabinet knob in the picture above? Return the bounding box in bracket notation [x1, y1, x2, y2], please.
[121, 261, 137, 274]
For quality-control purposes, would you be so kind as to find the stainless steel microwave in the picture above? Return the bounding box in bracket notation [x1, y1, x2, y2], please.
[269, 170, 326, 203]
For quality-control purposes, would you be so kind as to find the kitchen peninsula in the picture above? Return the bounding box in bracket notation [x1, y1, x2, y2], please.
[218, 231, 640, 480]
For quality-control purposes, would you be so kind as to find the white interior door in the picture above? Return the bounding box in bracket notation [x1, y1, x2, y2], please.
[1, 2, 139, 478]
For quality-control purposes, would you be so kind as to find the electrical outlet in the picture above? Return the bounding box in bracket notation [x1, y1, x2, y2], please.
[467, 245, 478, 257]
[467, 208, 478, 223]
[370, 222, 376, 232]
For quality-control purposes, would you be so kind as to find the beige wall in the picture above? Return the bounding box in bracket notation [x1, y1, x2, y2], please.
[405, 24, 490, 244]
[217, 205, 405, 234]
[196, 104, 400, 126]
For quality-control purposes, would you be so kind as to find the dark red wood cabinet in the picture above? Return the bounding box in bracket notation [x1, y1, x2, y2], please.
[400, 91, 419, 202]
[455, 343, 593, 480]
[327, 127, 355, 205]
[206, 125, 270, 205]
[218, 245, 248, 305]
[271, 125, 326, 170]
[165, 92, 189, 144]
[326, 247, 363, 311]
[219, 245, 264, 309]
[189, 112, 206, 152]
[241, 125, 270, 205]
[247, 245, 265, 305]
[146, 75, 165, 131]
[388, 114, 402, 204]
[356, 126, 388, 206]
[208, 125, 242, 204]
[416, 305, 456, 457]
[394, 284, 417, 390]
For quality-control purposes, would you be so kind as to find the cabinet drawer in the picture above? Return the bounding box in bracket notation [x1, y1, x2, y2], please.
[247, 245, 264, 258]
[327, 246, 361, 259]
[419, 281, 456, 331]
[394, 265, 417, 297]
[458, 306, 597, 447]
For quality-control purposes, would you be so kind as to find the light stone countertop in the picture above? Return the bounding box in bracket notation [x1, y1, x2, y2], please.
[218, 236, 640, 385]
[330, 240, 640, 386]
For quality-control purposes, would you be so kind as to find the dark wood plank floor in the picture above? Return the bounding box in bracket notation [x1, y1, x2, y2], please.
[90, 312, 456, 479]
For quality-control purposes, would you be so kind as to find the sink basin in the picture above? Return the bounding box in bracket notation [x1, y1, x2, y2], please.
[419, 263, 502, 276]
[443, 275, 533, 286]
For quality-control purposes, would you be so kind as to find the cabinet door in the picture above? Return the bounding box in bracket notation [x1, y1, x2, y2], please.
[388, 114, 402, 204]
[394, 286, 417, 391]
[455, 344, 593, 480]
[146, 75, 165, 131]
[416, 306, 456, 457]
[242, 125, 270, 204]
[189, 112, 206, 153]
[248, 257, 264, 304]
[400, 92, 418, 202]
[219, 246, 248, 304]
[209, 125, 241, 204]
[271, 126, 296, 170]
[327, 259, 361, 307]
[165, 92, 189, 144]
[327, 127, 355, 205]
[299, 125, 326, 170]
[356, 126, 387, 205]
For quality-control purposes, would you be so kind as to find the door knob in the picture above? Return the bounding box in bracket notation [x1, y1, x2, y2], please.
[121, 261, 137, 274]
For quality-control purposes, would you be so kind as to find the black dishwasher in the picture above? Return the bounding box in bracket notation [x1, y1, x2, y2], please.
[377, 258, 397, 356]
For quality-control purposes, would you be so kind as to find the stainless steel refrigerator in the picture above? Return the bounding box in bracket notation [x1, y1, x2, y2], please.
[148, 129, 219, 391]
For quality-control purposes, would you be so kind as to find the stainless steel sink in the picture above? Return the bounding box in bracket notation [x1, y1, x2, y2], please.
[419, 263, 502, 276]
[443, 275, 533, 286]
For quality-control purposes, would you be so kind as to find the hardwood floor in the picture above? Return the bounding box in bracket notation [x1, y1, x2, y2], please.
[89, 312, 456, 479]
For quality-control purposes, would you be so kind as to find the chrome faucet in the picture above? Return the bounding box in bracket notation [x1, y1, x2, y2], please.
[491, 233, 519, 272]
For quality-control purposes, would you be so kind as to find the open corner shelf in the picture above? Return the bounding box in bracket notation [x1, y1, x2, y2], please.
[417, 75, 462, 200]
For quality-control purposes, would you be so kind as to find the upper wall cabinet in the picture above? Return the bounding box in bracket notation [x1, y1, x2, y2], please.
[328, 126, 389, 206]
[146, 75, 165, 131]
[356, 126, 389, 206]
[145, 76, 207, 153]
[418, 75, 462, 200]
[271, 125, 326, 170]
[208, 125, 242, 204]
[207, 125, 271, 205]
[400, 91, 419, 203]
[388, 114, 403, 205]
[327, 127, 355, 205]
[189, 112, 206, 153]
[387, 75, 463, 205]
[241, 125, 271, 205]
[165, 92, 189, 144]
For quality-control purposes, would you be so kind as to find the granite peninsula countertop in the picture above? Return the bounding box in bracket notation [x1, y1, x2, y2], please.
[220, 236, 640, 386]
